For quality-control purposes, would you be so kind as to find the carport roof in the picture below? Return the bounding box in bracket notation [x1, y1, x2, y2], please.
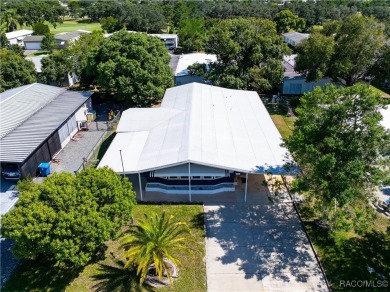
[0, 83, 91, 163]
[99, 83, 290, 174]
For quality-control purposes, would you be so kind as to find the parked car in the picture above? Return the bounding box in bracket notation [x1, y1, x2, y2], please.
[1, 165, 20, 180]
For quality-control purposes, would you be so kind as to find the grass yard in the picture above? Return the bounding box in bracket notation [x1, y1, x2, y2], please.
[299, 206, 390, 291]
[266, 104, 296, 140]
[369, 81, 390, 99]
[3, 204, 206, 292]
[22, 18, 102, 34]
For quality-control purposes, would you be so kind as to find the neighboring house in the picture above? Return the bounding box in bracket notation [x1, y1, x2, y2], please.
[98, 83, 290, 201]
[26, 55, 79, 87]
[23, 35, 45, 50]
[282, 32, 309, 47]
[149, 33, 178, 50]
[104, 31, 179, 50]
[174, 53, 217, 85]
[0, 83, 92, 178]
[23, 30, 91, 50]
[5, 29, 33, 46]
[54, 30, 90, 49]
[282, 54, 335, 95]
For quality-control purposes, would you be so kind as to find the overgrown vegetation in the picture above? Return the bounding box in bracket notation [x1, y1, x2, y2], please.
[286, 84, 390, 233]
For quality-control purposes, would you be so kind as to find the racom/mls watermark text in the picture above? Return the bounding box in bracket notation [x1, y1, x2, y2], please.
[340, 280, 388, 288]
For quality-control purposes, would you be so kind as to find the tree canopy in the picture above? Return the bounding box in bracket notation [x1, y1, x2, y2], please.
[41, 33, 57, 52]
[5, 0, 66, 28]
[0, 48, 36, 92]
[205, 18, 290, 92]
[295, 15, 385, 86]
[85, 30, 173, 107]
[41, 51, 72, 87]
[274, 10, 306, 33]
[32, 22, 50, 35]
[286, 84, 390, 232]
[1, 167, 136, 268]
[178, 17, 205, 52]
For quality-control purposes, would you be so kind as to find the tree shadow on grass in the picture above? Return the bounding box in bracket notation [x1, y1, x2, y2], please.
[190, 212, 205, 230]
[2, 259, 82, 292]
[305, 222, 390, 290]
[96, 133, 116, 161]
[92, 258, 149, 292]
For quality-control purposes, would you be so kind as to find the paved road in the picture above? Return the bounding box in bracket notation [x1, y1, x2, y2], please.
[204, 203, 328, 292]
[0, 178, 19, 288]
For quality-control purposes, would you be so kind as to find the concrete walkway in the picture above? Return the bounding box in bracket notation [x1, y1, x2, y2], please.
[204, 203, 328, 292]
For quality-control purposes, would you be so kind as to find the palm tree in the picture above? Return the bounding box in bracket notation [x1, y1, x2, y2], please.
[1, 9, 20, 32]
[120, 212, 193, 284]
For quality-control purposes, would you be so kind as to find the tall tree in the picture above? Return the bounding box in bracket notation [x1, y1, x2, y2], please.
[1, 168, 136, 268]
[0, 48, 36, 92]
[286, 84, 390, 232]
[331, 15, 385, 86]
[41, 33, 57, 52]
[295, 15, 385, 86]
[122, 3, 166, 33]
[85, 30, 173, 107]
[100, 16, 122, 33]
[32, 22, 50, 35]
[10, 0, 65, 28]
[274, 10, 306, 33]
[41, 50, 72, 87]
[178, 17, 205, 52]
[205, 18, 290, 92]
[295, 33, 335, 82]
[372, 45, 390, 84]
[0, 9, 20, 32]
[121, 212, 192, 284]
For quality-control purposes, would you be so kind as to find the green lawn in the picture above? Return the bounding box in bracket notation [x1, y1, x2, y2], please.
[266, 104, 296, 140]
[23, 18, 102, 34]
[369, 81, 390, 99]
[299, 205, 390, 291]
[3, 204, 206, 292]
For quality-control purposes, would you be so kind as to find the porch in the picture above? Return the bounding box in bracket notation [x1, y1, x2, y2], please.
[126, 174, 290, 204]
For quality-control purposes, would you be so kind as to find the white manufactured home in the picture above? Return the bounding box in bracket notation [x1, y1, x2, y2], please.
[99, 83, 292, 201]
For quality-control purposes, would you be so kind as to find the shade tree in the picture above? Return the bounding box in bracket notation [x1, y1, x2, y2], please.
[1, 167, 136, 268]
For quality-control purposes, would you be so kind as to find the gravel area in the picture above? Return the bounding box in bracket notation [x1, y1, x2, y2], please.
[50, 130, 106, 174]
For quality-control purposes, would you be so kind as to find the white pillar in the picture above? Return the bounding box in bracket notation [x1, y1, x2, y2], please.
[244, 173, 248, 203]
[188, 163, 191, 202]
[138, 172, 143, 201]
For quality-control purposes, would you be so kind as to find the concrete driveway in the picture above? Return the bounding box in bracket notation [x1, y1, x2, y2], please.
[204, 203, 328, 291]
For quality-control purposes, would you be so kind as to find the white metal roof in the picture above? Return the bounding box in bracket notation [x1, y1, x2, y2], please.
[5, 29, 33, 40]
[175, 53, 217, 77]
[99, 83, 289, 174]
[381, 106, 390, 130]
[282, 32, 309, 44]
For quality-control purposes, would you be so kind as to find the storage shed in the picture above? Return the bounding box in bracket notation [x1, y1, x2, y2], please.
[0, 83, 92, 178]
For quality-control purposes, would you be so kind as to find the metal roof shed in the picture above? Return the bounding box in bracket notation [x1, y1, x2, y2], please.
[0, 83, 91, 177]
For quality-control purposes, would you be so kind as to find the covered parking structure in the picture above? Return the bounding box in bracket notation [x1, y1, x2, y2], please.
[0, 83, 92, 178]
[99, 83, 292, 202]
